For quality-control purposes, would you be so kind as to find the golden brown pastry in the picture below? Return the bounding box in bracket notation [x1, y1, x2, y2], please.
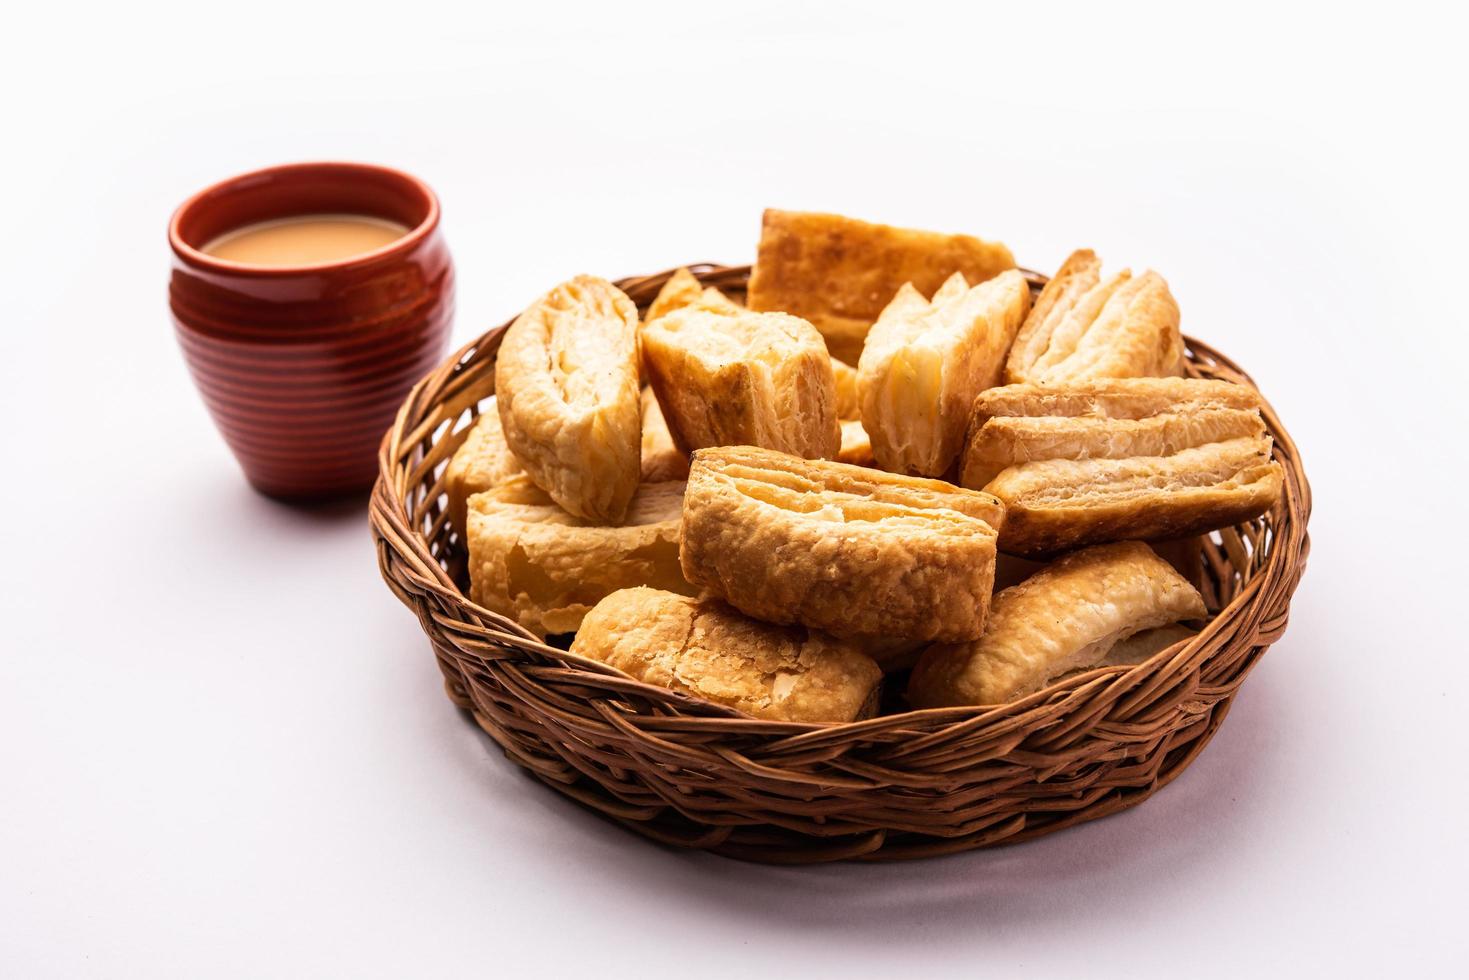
[466, 477, 692, 636]
[645, 267, 703, 321]
[1004, 249, 1183, 384]
[644, 267, 741, 322]
[908, 542, 1206, 707]
[680, 447, 1005, 643]
[639, 387, 689, 482]
[494, 275, 642, 523]
[960, 378, 1283, 556]
[447, 392, 684, 533]
[747, 209, 1016, 364]
[858, 269, 1031, 476]
[640, 307, 840, 458]
[831, 357, 860, 419]
[444, 399, 524, 537]
[822, 348, 877, 465]
[570, 587, 881, 723]
[835, 419, 875, 466]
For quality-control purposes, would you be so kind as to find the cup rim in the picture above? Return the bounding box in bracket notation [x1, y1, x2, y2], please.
[168, 160, 440, 277]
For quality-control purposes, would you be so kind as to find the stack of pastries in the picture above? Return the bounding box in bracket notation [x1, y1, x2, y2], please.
[449, 210, 1284, 724]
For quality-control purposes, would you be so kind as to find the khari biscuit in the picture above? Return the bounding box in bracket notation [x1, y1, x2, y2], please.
[495, 275, 642, 522]
[640, 307, 839, 458]
[571, 587, 882, 723]
[747, 209, 1015, 363]
[680, 447, 1004, 643]
[858, 269, 1030, 476]
[908, 542, 1206, 707]
[1005, 249, 1183, 384]
[961, 378, 1282, 555]
[466, 477, 691, 636]
[444, 398, 524, 536]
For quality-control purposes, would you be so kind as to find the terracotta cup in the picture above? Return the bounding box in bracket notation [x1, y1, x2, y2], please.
[169, 161, 455, 499]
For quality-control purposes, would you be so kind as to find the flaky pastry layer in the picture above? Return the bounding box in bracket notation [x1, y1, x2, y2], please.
[639, 387, 689, 482]
[746, 209, 1016, 364]
[570, 587, 882, 723]
[445, 398, 524, 537]
[1004, 250, 1183, 384]
[831, 357, 860, 419]
[641, 307, 839, 458]
[644, 266, 742, 322]
[680, 446, 1004, 643]
[495, 275, 642, 523]
[448, 391, 686, 535]
[908, 542, 1206, 707]
[961, 378, 1284, 556]
[858, 269, 1031, 476]
[836, 419, 875, 467]
[467, 477, 692, 637]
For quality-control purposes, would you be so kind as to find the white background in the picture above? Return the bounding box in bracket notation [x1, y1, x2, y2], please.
[3, 2, 1465, 977]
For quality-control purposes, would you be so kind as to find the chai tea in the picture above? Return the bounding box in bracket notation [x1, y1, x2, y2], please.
[202, 213, 408, 266]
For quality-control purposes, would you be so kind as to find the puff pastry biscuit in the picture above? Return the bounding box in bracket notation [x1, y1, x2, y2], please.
[831, 357, 860, 419]
[444, 398, 524, 537]
[858, 269, 1031, 476]
[495, 275, 642, 523]
[640, 307, 840, 458]
[960, 378, 1283, 555]
[645, 266, 741, 322]
[680, 447, 1005, 643]
[833, 349, 871, 467]
[570, 587, 882, 723]
[1004, 250, 1183, 384]
[908, 542, 1206, 707]
[466, 477, 692, 637]
[836, 419, 875, 467]
[448, 392, 684, 533]
[639, 387, 689, 482]
[747, 209, 1016, 364]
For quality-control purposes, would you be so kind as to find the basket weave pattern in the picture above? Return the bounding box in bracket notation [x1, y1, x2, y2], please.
[370, 264, 1312, 863]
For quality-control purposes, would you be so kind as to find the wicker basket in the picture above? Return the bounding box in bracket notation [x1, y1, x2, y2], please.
[370, 263, 1312, 863]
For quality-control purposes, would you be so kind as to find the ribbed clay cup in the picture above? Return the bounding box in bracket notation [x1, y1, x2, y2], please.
[169, 161, 455, 499]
